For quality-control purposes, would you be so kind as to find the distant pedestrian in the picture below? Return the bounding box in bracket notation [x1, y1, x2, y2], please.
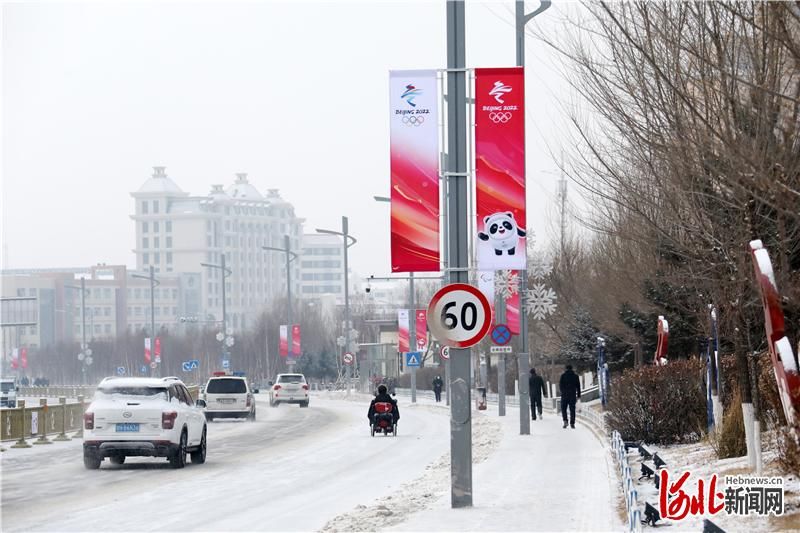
[432, 375, 444, 402]
[528, 368, 546, 420]
[559, 365, 581, 429]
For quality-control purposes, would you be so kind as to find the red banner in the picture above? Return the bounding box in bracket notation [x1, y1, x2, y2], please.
[144, 337, 151, 364]
[475, 67, 526, 271]
[390, 70, 440, 272]
[154, 337, 161, 357]
[292, 324, 301, 356]
[415, 310, 427, 351]
[507, 289, 520, 335]
[398, 310, 410, 353]
[279, 325, 288, 357]
[20, 347, 28, 369]
[10, 348, 18, 370]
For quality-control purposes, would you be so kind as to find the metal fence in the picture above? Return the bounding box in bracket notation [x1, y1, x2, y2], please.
[1, 399, 87, 443]
[612, 430, 643, 533]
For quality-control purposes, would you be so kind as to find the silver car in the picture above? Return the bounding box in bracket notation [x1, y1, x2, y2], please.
[269, 373, 309, 408]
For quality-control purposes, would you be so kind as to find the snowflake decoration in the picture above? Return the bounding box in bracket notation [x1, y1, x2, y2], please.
[494, 270, 519, 299]
[529, 251, 553, 281]
[524, 283, 558, 320]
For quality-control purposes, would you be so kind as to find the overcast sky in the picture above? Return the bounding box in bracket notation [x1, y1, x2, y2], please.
[2, 0, 583, 279]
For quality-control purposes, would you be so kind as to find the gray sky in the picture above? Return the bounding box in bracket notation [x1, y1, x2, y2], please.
[2, 0, 580, 277]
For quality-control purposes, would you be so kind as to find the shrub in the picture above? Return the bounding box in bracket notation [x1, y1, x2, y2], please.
[710, 388, 747, 459]
[607, 358, 706, 444]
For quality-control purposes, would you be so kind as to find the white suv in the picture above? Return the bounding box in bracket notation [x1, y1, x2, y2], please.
[203, 374, 257, 421]
[269, 373, 309, 407]
[83, 377, 207, 470]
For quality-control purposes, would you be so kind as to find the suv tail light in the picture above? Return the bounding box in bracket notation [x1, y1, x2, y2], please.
[273, 385, 281, 391]
[162, 411, 178, 430]
[84, 412, 94, 430]
[246, 396, 252, 407]
[302, 384, 309, 390]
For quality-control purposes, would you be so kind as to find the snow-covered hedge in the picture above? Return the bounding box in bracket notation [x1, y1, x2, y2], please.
[607, 359, 706, 444]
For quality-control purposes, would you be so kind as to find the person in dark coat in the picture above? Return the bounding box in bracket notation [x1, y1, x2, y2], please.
[368, 384, 399, 424]
[559, 365, 581, 429]
[528, 368, 547, 420]
[432, 375, 444, 402]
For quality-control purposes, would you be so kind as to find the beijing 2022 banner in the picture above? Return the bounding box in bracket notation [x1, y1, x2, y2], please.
[389, 70, 440, 272]
[279, 325, 288, 357]
[415, 310, 427, 351]
[398, 309, 410, 353]
[292, 324, 301, 356]
[475, 67, 526, 271]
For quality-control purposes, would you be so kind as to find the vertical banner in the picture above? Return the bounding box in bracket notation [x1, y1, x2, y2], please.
[415, 310, 427, 351]
[10, 348, 18, 370]
[154, 337, 161, 363]
[20, 347, 28, 369]
[389, 70, 440, 272]
[477, 271, 496, 323]
[507, 291, 520, 335]
[279, 325, 288, 357]
[475, 67, 527, 271]
[144, 337, 151, 364]
[398, 309, 410, 353]
[292, 324, 301, 356]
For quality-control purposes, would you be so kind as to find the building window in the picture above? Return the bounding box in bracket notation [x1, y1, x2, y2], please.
[16, 288, 25, 296]
[207, 236, 212, 246]
[153, 200, 159, 214]
[154, 237, 160, 248]
[141, 201, 149, 214]
[142, 222, 149, 233]
[172, 307, 178, 315]
[166, 252, 173, 264]
[166, 221, 172, 232]
[144, 289, 150, 299]
[172, 289, 178, 299]
[154, 252, 161, 264]
[94, 324, 101, 335]
[163, 307, 169, 316]
[155, 307, 160, 316]
[153, 221, 159, 232]
[75, 325, 80, 334]
[104, 324, 112, 335]
[135, 307, 142, 316]
[30, 325, 37, 335]
[166, 236, 172, 248]
[103, 288, 111, 299]
[143, 253, 150, 264]
[104, 307, 111, 317]
[142, 237, 149, 249]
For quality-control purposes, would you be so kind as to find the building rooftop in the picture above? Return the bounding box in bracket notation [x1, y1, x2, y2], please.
[135, 167, 187, 196]
[226, 173, 264, 200]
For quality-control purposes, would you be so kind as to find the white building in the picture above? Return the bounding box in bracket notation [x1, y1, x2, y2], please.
[131, 167, 304, 331]
[299, 233, 345, 305]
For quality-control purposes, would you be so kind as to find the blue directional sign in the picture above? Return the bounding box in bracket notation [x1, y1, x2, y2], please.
[222, 359, 230, 369]
[182, 361, 191, 372]
[182, 359, 200, 372]
[116, 366, 126, 376]
[405, 351, 422, 368]
[140, 365, 148, 374]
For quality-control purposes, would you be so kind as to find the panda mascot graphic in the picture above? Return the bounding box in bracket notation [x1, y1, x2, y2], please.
[478, 212, 526, 255]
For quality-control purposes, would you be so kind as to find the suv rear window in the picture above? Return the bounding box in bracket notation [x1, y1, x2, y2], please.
[96, 387, 168, 401]
[277, 375, 305, 384]
[1, 382, 14, 393]
[206, 378, 247, 394]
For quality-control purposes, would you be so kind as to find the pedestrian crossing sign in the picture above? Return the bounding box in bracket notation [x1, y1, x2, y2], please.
[405, 351, 421, 368]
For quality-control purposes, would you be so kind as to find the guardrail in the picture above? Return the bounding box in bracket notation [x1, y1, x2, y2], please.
[1, 398, 88, 444]
[612, 430, 643, 533]
[18, 386, 96, 399]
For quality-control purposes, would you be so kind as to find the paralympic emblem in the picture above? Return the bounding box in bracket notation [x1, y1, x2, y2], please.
[489, 111, 512, 123]
[489, 81, 512, 104]
[401, 84, 422, 107]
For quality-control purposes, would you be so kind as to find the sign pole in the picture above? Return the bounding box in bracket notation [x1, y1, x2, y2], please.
[446, 0, 471, 507]
[410, 273, 417, 403]
[496, 306, 507, 417]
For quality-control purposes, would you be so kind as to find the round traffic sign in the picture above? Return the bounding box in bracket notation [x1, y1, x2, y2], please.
[491, 324, 512, 346]
[150, 362, 157, 369]
[440, 345, 450, 360]
[343, 352, 354, 365]
[427, 283, 492, 348]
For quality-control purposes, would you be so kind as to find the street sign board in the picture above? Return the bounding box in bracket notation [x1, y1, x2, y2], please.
[222, 359, 230, 369]
[343, 352, 354, 365]
[440, 345, 450, 360]
[116, 367, 126, 376]
[490, 324, 512, 346]
[427, 283, 492, 348]
[140, 365, 148, 374]
[490, 346, 513, 354]
[405, 351, 421, 368]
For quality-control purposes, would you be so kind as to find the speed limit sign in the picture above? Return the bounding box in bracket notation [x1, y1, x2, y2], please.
[427, 283, 492, 348]
[440, 345, 450, 360]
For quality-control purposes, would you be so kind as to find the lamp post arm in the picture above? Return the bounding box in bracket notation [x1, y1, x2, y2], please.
[522, 0, 551, 25]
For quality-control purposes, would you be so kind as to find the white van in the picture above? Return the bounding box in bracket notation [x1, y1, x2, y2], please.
[1, 378, 18, 408]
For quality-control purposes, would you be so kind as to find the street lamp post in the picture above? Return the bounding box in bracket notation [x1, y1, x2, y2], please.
[132, 266, 160, 377]
[316, 217, 357, 395]
[263, 235, 299, 370]
[201, 256, 233, 369]
[65, 277, 93, 384]
[514, 0, 551, 436]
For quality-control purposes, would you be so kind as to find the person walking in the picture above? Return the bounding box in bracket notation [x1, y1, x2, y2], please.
[559, 364, 581, 429]
[432, 374, 444, 402]
[528, 368, 547, 420]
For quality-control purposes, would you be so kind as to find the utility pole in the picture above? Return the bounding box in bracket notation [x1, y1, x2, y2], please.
[446, 0, 471, 508]
[132, 266, 160, 376]
[201, 256, 233, 369]
[263, 235, 298, 370]
[409, 272, 417, 403]
[514, 0, 551, 435]
[81, 277, 87, 383]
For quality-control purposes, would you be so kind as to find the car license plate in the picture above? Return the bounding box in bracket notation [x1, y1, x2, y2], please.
[218, 398, 235, 404]
[116, 423, 140, 432]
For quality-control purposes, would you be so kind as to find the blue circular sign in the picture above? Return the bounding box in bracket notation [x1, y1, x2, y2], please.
[490, 324, 512, 346]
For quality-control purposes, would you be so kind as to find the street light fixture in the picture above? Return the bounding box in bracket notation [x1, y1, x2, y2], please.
[201, 256, 233, 369]
[316, 216, 357, 393]
[131, 266, 161, 377]
[262, 235, 299, 369]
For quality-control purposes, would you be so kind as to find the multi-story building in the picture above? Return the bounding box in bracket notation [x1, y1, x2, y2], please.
[130, 167, 304, 330]
[299, 233, 345, 304]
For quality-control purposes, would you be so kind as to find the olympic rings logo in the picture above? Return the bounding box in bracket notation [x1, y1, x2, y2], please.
[489, 112, 512, 123]
[402, 115, 425, 126]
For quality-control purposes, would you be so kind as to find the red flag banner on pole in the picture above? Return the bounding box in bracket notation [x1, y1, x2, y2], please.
[415, 310, 427, 351]
[11, 348, 19, 370]
[507, 290, 520, 335]
[154, 337, 161, 357]
[389, 70, 440, 272]
[292, 324, 301, 356]
[144, 337, 151, 364]
[279, 325, 288, 357]
[398, 310, 410, 353]
[475, 67, 527, 271]
[20, 347, 28, 369]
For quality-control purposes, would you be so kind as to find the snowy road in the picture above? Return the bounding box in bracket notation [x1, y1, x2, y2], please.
[1, 393, 450, 532]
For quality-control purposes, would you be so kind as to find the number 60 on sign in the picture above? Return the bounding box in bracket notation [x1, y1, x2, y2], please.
[427, 283, 492, 348]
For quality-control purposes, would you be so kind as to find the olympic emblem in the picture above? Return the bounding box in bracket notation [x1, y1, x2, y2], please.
[489, 112, 512, 124]
[402, 115, 425, 127]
